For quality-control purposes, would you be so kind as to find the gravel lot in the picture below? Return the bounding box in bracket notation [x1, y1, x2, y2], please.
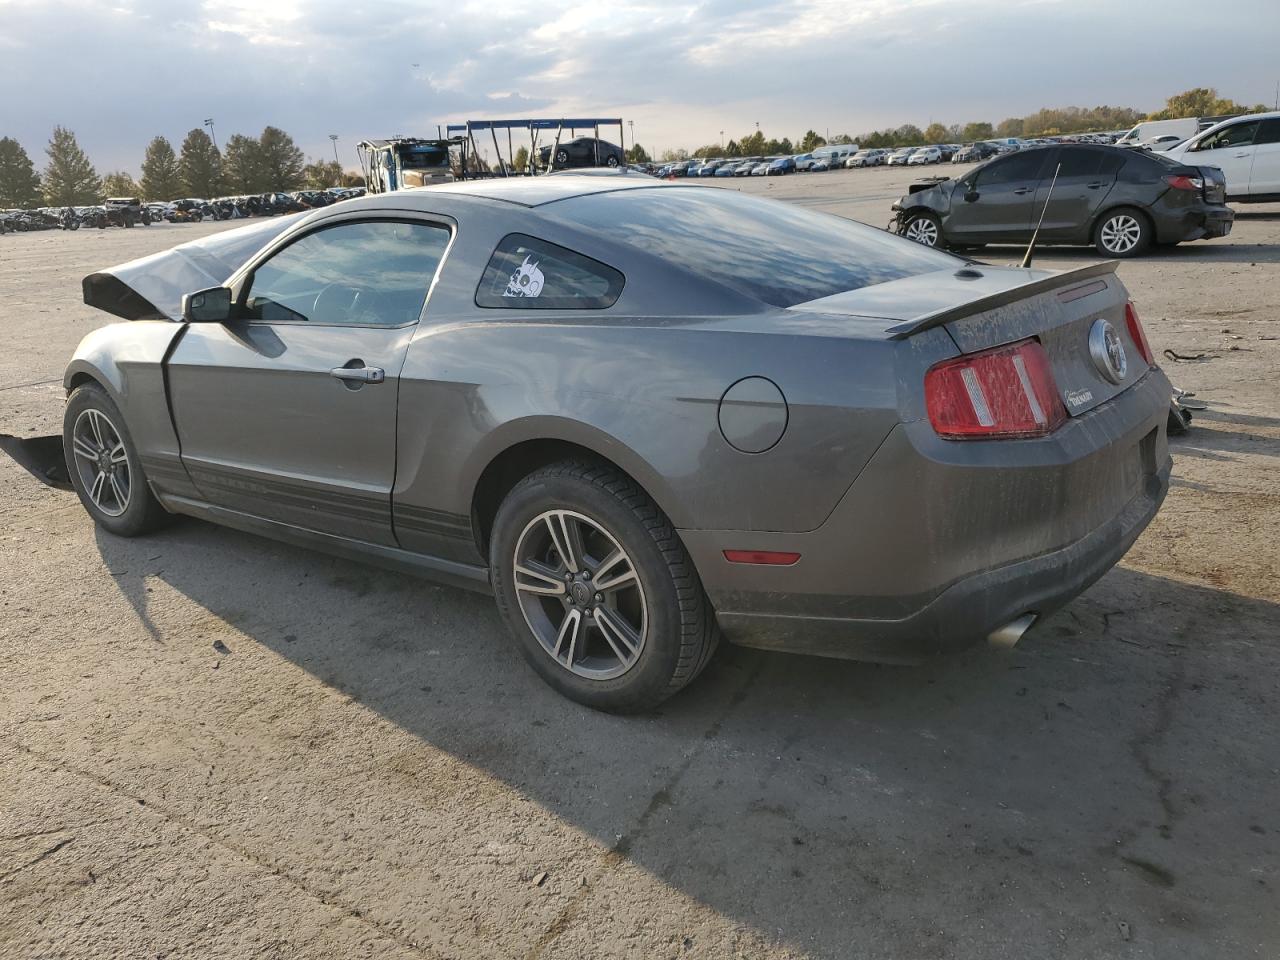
[2, 168, 1277, 960]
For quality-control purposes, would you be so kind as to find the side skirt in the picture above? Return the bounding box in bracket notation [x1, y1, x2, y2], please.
[157, 493, 493, 596]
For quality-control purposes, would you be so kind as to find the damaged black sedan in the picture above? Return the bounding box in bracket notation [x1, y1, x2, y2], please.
[891, 144, 1234, 258]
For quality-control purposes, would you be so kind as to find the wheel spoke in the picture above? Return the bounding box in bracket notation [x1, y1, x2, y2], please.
[72, 436, 99, 460]
[553, 607, 584, 665]
[109, 473, 128, 509]
[545, 511, 584, 573]
[87, 410, 106, 448]
[591, 549, 636, 594]
[109, 442, 127, 464]
[595, 606, 641, 664]
[89, 471, 107, 507]
[515, 560, 567, 596]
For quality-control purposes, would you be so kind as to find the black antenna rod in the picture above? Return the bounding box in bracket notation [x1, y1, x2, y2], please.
[1021, 161, 1061, 269]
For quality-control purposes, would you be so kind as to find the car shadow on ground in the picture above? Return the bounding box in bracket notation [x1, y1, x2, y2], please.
[1168, 417, 1280, 461]
[92, 517, 1280, 957]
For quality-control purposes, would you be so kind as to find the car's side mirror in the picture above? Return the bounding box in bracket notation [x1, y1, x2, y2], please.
[182, 286, 234, 323]
[964, 188, 980, 202]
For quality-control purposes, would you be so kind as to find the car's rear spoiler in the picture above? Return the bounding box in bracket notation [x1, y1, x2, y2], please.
[82, 213, 304, 321]
[884, 260, 1120, 340]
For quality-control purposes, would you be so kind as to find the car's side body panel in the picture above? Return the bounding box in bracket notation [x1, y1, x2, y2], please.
[63, 321, 200, 499]
[391, 317, 908, 562]
[166, 321, 416, 545]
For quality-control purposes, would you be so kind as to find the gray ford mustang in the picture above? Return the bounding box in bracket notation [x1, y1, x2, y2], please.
[66, 175, 1172, 711]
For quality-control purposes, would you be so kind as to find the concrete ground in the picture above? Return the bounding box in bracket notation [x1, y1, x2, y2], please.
[1, 169, 1277, 960]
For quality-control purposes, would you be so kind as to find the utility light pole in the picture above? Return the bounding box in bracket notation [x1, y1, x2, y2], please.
[204, 118, 217, 151]
[329, 134, 340, 165]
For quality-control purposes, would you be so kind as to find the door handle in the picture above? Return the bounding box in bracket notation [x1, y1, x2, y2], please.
[1086, 181, 1107, 189]
[330, 364, 385, 384]
[1013, 187, 1033, 195]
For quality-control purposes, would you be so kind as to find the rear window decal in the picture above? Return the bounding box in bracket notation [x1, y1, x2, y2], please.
[504, 256, 545, 298]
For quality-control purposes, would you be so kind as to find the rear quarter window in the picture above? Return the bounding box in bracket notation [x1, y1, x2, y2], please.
[476, 234, 624, 310]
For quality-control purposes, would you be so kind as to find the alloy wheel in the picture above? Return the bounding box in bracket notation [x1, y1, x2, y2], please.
[905, 216, 940, 246]
[512, 509, 647, 681]
[71, 408, 131, 517]
[1100, 214, 1142, 254]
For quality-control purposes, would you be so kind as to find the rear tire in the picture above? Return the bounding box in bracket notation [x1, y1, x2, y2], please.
[1094, 207, 1151, 258]
[63, 383, 170, 538]
[490, 460, 719, 713]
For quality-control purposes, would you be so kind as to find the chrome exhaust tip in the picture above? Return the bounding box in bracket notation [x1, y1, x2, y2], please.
[988, 613, 1037, 649]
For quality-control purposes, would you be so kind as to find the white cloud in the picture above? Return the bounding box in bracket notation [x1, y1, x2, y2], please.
[1, 0, 1277, 173]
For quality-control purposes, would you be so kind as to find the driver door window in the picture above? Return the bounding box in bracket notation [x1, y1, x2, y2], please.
[973, 151, 1046, 187]
[245, 220, 451, 326]
[1193, 121, 1259, 153]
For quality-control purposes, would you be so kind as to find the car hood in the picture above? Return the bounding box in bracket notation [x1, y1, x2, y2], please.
[81, 214, 304, 321]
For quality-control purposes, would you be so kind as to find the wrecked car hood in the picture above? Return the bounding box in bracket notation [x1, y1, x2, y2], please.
[82, 214, 304, 321]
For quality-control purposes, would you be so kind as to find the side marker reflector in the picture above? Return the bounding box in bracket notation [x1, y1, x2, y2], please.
[723, 550, 801, 566]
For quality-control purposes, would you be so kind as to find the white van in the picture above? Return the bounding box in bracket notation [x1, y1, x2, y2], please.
[1117, 117, 1201, 147]
[1162, 112, 1280, 202]
[812, 144, 858, 168]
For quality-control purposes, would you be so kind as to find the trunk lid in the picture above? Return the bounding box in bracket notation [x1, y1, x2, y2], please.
[791, 261, 1147, 417]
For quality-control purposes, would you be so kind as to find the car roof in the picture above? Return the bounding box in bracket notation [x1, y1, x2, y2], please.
[358, 174, 669, 208]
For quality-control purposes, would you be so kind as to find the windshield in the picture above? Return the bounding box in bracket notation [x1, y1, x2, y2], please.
[399, 146, 450, 170]
[548, 187, 957, 308]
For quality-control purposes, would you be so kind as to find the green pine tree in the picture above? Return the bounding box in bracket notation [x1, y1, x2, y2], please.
[0, 137, 44, 207]
[222, 133, 265, 193]
[178, 128, 222, 198]
[102, 171, 140, 197]
[139, 136, 183, 201]
[42, 126, 102, 205]
[256, 126, 305, 191]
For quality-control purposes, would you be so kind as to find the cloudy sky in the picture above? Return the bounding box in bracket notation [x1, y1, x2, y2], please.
[1, 0, 1277, 175]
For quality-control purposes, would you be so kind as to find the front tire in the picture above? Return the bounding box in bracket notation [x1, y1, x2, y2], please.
[63, 383, 170, 537]
[491, 461, 719, 713]
[903, 211, 943, 248]
[1094, 208, 1151, 257]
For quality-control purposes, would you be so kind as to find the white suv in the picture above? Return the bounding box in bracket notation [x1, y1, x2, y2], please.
[1162, 112, 1280, 202]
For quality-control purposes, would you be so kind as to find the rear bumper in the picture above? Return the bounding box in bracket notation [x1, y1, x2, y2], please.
[708, 461, 1167, 663]
[681, 369, 1172, 663]
[1153, 203, 1234, 243]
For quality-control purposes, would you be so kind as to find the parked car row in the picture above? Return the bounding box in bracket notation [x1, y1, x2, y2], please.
[0, 186, 367, 236]
[652, 134, 1133, 180]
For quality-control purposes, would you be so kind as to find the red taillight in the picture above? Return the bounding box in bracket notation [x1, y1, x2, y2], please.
[1162, 174, 1204, 192]
[1124, 301, 1154, 366]
[723, 550, 801, 566]
[925, 339, 1068, 440]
